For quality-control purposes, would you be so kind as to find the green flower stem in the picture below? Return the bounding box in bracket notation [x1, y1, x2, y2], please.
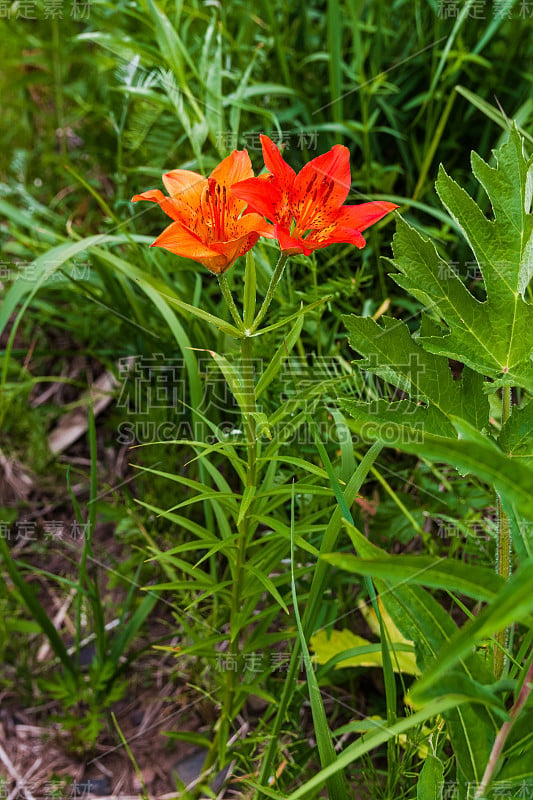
[205, 253, 287, 780]
[240, 333, 258, 491]
[218, 273, 244, 331]
[203, 333, 258, 780]
[494, 384, 512, 679]
[251, 252, 289, 333]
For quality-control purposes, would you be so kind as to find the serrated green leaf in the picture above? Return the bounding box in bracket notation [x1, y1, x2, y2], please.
[499, 400, 533, 468]
[342, 313, 489, 435]
[342, 396, 455, 438]
[389, 127, 533, 390]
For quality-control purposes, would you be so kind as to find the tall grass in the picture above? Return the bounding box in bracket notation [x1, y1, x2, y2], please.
[1, 0, 532, 796]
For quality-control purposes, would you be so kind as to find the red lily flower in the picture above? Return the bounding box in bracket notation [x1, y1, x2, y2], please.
[231, 135, 398, 256]
[132, 150, 273, 274]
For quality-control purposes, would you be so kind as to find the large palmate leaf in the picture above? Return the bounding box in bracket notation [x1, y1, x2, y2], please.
[499, 398, 533, 467]
[341, 126, 533, 519]
[342, 313, 490, 437]
[341, 126, 533, 444]
[338, 127, 533, 790]
[394, 125, 533, 390]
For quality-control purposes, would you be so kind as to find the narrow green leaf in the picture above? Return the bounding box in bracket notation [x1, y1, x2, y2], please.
[256, 442, 384, 790]
[108, 591, 159, 670]
[289, 485, 350, 800]
[255, 296, 329, 336]
[237, 486, 257, 527]
[241, 563, 290, 617]
[327, 0, 343, 126]
[412, 672, 508, 720]
[472, 0, 519, 54]
[342, 412, 533, 519]
[145, 0, 201, 87]
[255, 315, 304, 399]
[154, 287, 243, 338]
[203, 19, 224, 141]
[455, 86, 533, 144]
[410, 561, 533, 704]
[417, 754, 444, 800]
[0, 538, 76, 678]
[282, 698, 467, 800]
[321, 554, 505, 602]
[338, 521, 499, 782]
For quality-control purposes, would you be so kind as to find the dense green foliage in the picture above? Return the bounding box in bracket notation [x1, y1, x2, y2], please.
[1, 1, 533, 798]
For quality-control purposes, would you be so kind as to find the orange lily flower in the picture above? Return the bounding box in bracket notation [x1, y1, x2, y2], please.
[231, 135, 398, 256]
[132, 150, 273, 274]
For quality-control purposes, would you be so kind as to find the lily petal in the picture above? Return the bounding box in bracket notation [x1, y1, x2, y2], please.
[162, 169, 206, 198]
[260, 135, 296, 193]
[292, 145, 351, 230]
[335, 201, 399, 232]
[233, 211, 275, 241]
[151, 221, 220, 260]
[304, 223, 366, 251]
[161, 171, 207, 228]
[231, 174, 280, 222]
[208, 150, 257, 219]
[132, 189, 182, 221]
[208, 236, 253, 273]
[275, 225, 309, 256]
[210, 149, 255, 187]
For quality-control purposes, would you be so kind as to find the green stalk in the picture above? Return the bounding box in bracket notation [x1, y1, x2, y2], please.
[494, 384, 512, 679]
[310, 255, 322, 358]
[228, 333, 258, 654]
[218, 273, 244, 331]
[240, 334, 258, 490]
[251, 253, 289, 332]
[202, 333, 258, 779]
